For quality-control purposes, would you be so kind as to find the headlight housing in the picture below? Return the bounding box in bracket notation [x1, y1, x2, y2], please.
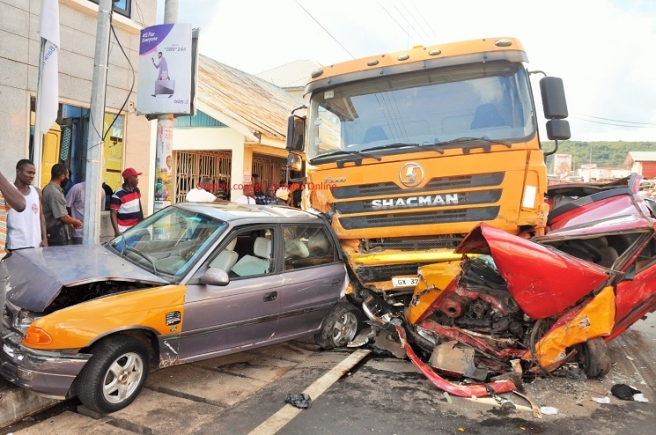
[13, 310, 41, 334]
[23, 326, 53, 346]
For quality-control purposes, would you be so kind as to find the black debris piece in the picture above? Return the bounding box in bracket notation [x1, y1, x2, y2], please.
[611, 384, 642, 401]
[285, 393, 312, 409]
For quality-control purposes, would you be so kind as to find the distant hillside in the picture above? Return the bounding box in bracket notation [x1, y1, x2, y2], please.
[542, 141, 655, 171]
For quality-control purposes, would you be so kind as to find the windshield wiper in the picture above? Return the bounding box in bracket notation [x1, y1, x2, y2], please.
[125, 246, 158, 274]
[309, 149, 382, 164]
[363, 142, 447, 154]
[436, 137, 513, 153]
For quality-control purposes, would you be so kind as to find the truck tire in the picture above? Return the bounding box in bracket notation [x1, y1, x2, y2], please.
[315, 302, 363, 350]
[77, 335, 150, 413]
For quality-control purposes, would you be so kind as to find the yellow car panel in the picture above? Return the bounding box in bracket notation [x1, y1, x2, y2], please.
[23, 285, 187, 350]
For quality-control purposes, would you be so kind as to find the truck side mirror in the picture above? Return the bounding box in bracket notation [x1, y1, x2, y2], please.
[540, 77, 568, 120]
[546, 119, 571, 140]
[286, 115, 306, 152]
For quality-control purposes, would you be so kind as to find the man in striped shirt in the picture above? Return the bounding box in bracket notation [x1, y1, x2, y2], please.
[110, 168, 144, 236]
[1, 169, 26, 313]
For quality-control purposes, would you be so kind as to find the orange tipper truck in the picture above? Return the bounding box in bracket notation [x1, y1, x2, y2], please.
[286, 37, 571, 310]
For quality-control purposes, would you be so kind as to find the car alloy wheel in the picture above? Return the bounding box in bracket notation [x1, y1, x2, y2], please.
[77, 335, 150, 413]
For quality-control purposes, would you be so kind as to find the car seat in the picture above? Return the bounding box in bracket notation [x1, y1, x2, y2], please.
[209, 239, 239, 272]
[231, 237, 272, 276]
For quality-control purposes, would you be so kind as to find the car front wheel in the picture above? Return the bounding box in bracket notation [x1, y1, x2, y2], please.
[77, 335, 150, 413]
[315, 302, 363, 350]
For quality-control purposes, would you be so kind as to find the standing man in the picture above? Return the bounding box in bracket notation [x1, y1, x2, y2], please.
[186, 178, 225, 203]
[234, 184, 257, 205]
[7, 159, 47, 249]
[261, 184, 277, 205]
[65, 181, 106, 245]
[251, 174, 265, 204]
[1, 169, 26, 312]
[111, 168, 143, 236]
[42, 164, 82, 246]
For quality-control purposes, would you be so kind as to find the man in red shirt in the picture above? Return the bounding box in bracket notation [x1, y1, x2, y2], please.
[110, 168, 144, 236]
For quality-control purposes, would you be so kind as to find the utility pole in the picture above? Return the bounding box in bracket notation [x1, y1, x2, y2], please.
[83, 0, 112, 244]
[153, 0, 179, 213]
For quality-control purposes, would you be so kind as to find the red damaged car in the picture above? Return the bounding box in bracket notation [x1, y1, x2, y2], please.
[364, 174, 656, 397]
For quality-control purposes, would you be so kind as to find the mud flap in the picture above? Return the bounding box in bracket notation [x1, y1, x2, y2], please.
[395, 324, 516, 397]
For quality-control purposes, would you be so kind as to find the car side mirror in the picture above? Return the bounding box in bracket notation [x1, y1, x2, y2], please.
[200, 268, 230, 286]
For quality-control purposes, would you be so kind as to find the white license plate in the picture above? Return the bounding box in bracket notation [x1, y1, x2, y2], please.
[392, 276, 419, 288]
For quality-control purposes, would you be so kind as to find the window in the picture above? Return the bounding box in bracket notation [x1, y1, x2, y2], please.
[228, 228, 275, 278]
[88, 0, 131, 19]
[283, 225, 336, 270]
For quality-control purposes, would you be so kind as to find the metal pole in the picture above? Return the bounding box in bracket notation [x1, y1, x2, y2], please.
[83, 0, 112, 244]
[33, 39, 45, 189]
[153, 0, 179, 213]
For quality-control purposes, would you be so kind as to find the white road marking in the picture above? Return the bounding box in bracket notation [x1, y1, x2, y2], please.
[247, 349, 371, 435]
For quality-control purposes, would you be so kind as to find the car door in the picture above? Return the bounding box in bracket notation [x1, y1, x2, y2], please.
[178, 226, 283, 363]
[275, 224, 347, 338]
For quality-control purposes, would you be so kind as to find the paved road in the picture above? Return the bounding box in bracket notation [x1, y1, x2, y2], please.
[4, 314, 655, 435]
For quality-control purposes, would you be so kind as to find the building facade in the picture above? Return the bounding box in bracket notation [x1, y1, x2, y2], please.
[167, 55, 300, 204]
[1, 0, 157, 218]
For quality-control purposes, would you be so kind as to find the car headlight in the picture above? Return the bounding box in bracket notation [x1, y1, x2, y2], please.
[23, 326, 53, 346]
[14, 310, 41, 333]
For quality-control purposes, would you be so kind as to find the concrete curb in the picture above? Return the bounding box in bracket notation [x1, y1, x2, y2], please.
[0, 382, 59, 429]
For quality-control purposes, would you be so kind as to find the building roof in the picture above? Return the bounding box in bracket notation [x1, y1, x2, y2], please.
[624, 151, 656, 165]
[256, 60, 322, 89]
[197, 55, 300, 140]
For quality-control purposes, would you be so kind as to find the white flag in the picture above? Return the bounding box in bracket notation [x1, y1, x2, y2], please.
[36, 0, 60, 135]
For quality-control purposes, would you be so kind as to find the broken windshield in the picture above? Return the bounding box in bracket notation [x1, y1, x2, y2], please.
[306, 61, 536, 161]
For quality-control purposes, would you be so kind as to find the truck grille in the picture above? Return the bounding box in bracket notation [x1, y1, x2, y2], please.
[331, 172, 504, 199]
[355, 263, 429, 282]
[339, 206, 499, 230]
[334, 189, 502, 214]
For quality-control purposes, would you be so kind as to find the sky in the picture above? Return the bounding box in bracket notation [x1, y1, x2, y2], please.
[157, 0, 656, 142]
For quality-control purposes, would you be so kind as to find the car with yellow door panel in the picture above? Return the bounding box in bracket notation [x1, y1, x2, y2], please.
[0, 203, 361, 413]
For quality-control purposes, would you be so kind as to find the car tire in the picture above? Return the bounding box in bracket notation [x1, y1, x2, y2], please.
[315, 301, 363, 350]
[579, 337, 611, 378]
[77, 335, 150, 414]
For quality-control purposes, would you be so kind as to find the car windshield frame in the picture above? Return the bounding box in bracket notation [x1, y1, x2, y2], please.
[306, 61, 536, 162]
[106, 205, 228, 281]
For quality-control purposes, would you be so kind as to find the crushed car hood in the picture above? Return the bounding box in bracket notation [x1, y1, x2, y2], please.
[455, 223, 610, 319]
[6, 245, 167, 312]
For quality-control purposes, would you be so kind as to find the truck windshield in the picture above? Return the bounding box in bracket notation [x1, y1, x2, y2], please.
[307, 62, 536, 161]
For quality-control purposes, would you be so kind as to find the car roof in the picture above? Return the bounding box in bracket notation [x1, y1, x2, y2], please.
[174, 202, 325, 224]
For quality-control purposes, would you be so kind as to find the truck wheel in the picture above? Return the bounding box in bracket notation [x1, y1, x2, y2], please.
[77, 335, 150, 413]
[315, 302, 363, 350]
[579, 337, 611, 378]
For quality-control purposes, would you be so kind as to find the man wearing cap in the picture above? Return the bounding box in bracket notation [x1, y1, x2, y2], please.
[111, 168, 144, 236]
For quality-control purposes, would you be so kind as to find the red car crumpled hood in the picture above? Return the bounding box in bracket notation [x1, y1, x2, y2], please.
[455, 223, 610, 319]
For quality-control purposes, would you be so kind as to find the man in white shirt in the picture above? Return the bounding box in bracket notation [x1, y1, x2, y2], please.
[7, 159, 47, 249]
[234, 183, 256, 204]
[186, 178, 224, 203]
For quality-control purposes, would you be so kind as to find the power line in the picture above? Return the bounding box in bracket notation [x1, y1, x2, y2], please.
[573, 113, 656, 126]
[295, 0, 355, 59]
[571, 115, 656, 129]
[408, 1, 437, 39]
[400, 3, 431, 41]
[378, 1, 413, 40]
[390, 2, 424, 41]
